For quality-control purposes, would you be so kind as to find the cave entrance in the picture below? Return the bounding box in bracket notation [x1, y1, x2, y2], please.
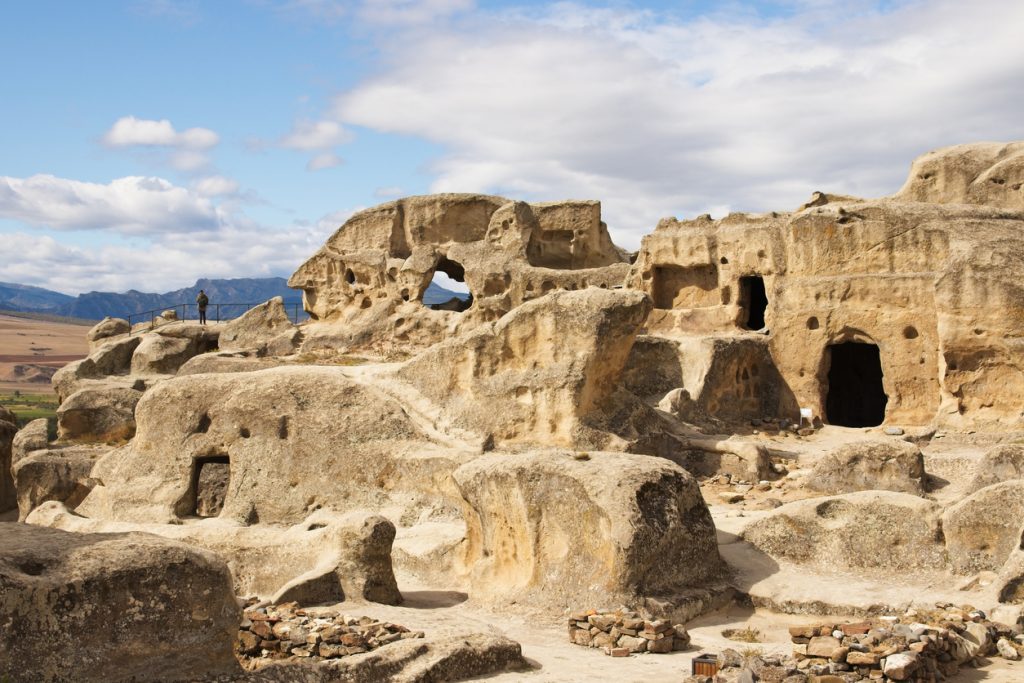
[739, 275, 768, 330]
[191, 455, 230, 518]
[825, 342, 888, 427]
[425, 256, 473, 313]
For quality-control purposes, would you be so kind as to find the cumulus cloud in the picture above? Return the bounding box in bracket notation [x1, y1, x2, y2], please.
[307, 152, 344, 171]
[193, 175, 240, 197]
[103, 116, 220, 172]
[333, 0, 1024, 247]
[0, 174, 221, 234]
[277, 120, 351, 171]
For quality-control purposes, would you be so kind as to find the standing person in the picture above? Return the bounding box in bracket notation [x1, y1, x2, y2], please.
[196, 289, 209, 325]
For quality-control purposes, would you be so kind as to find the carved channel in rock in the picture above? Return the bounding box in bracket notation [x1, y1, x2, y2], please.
[825, 342, 888, 427]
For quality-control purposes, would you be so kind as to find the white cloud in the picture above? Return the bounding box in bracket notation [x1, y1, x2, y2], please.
[280, 120, 351, 151]
[0, 174, 222, 235]
[333, 0, 1024, 248]
[103, 116, 219, 149]
[193, 175, 240, 197]
[358, 0, 475, 25]
[307, 152, 344, 171]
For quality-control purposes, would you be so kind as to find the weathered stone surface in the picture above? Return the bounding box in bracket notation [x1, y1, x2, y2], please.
[398, 288, 652, 449]
[0, 523, 240, 682]
[966, 444, 1024, 493]
[12, 443, 105, 520]
[56, 384, 141, 441]
[882, 652, 919, 680]
[289, 193, 630, 354]
[894, 141, 1024, 210]
[52, 335, 142, 402]
[176, 351, 287, 376]
[33, 504, 401, 604]
[805, 440, 926, 495]
[0, 410, 18, 513]
[11, 417, 48, 465]
[218, 296, 300, 356]
[86, 316, 130, 349]
[130, 324, 218, 375]
[75, 365, 460, 525]
[451, 451, 724, 607]
[743, 491, 947, 570]
[942, 480, 1024, 574]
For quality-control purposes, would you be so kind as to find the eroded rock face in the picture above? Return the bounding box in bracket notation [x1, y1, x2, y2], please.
[218, 296, 300, 356]
[12, 444, 106, 520]
[288, 193, 630, 354]
[86, 316, 130, 349]
[805, 440, 927, 495]
[0, 524, 241, 683]
[742, 491, 947, 570]
[942, 481, 1024, 574]
[130, 323, 218, 375]
[0, 409, 18, 513]
[76, 365, 466, 525]
[626, 144, 1024, 430]
[398, 288, 652, 449]
[52, 335, 141, 402]
[56, 384, 142, 442]
[452, 451, 724, 608]
[966, 444, 1024, 493]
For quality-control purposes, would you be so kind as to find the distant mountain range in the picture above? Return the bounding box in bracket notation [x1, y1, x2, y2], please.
[0, 277, 467, 321]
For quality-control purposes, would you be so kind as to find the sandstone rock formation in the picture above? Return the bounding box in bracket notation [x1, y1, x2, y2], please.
[0, 524, 241, 682]
[942, 480, 1024, 574]
[805, 439, 927, 495]
[288, 193, 631, 354]
[218, 296, 300, 357]
[12, 443, 105, 520]
[0, 406, 18, 513]
[86, 316, 130, 349]
[894, 141, 1024, 209]
[742, 491, 948, 570]
[966, 444, 1024, 493]
[56, 384, 141, 441]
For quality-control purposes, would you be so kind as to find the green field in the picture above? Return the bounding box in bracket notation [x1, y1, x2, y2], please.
[0, 392, 59, 428]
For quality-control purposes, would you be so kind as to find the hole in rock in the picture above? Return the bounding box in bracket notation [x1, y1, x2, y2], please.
[739, 275, 768, 330]
[903, 326, 919, 339]
[425, 256, 472, 312]
[345, 269, 355, 285]
[807, 317, 820, 330]
[720, 256, 729, 264]
[239, 427, 250, 438]
[195, 413, 211, 434]
[191, 455, 230, 518]
[825, 342, 888, 428]
[277, 416, 289, 440]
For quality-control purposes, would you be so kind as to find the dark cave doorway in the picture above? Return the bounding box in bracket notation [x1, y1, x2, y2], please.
[425, 256, 473, 313]
[825, 342, 888, 427]
[739, 275, 768, 331]
[191, 454, 230, 518]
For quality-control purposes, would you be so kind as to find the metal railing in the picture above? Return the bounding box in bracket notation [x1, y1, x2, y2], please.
[127, 301, 305, 334]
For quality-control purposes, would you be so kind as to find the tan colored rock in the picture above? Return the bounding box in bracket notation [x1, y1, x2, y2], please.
[75, 365, 464, 524]
[966, 444, 1024, 493]
[288, 193, 630, 354]
[218, 296, 300, 356]
[56, 384, 141, 441]
[12, 444, 105, 520]
[893, 141, 1024, 210]
[743, 491, 947, 570]
[11, 417, 48, 466]
[86, 316, 130, 349]
[942, 480, 1024, 574]
[130, 324, 217, 375]
[0, 410, 18, 513]
[176, 351, 287, 376]
[0, 523, 241, 682]
[451, 451, 724, 607]
[52, 335, 142, 402]
[805, 440, 926, 495]
[398, 288, 651, 449]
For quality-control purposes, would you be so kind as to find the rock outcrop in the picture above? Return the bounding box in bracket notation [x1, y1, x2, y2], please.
[942, 480, 1024, 574]
[56, 384, 141, 442]
[398, 288, 651, 449]
[743, 491, 948, 570]
[805, 439, 927, 495]
[12, 444, 105, 520]
[452, 451, 724, 608]
[0, 524, 241, 683]
[966, 444, 1024, 493]
[0, 407, 18, 513]
[86, 316, 130, 349]
[218, 296, 300, 356]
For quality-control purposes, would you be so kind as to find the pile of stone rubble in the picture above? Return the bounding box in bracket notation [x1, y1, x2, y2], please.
[709, 604, 1023, 682]
[237, 601, 424, 666]
[567, 609, 691, 656]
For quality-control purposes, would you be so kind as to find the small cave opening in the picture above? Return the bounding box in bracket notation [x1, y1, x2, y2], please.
[190, 454, 230, 518]
[739, 275, 768, 330]
[825, 342, 888, 428]
[424, 256, 473, 313]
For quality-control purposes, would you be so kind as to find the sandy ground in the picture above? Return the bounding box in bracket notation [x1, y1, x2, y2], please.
[0, 314, 89, 394]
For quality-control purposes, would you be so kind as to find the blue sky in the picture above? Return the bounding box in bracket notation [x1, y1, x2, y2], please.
[2, 0, 1022, 294]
